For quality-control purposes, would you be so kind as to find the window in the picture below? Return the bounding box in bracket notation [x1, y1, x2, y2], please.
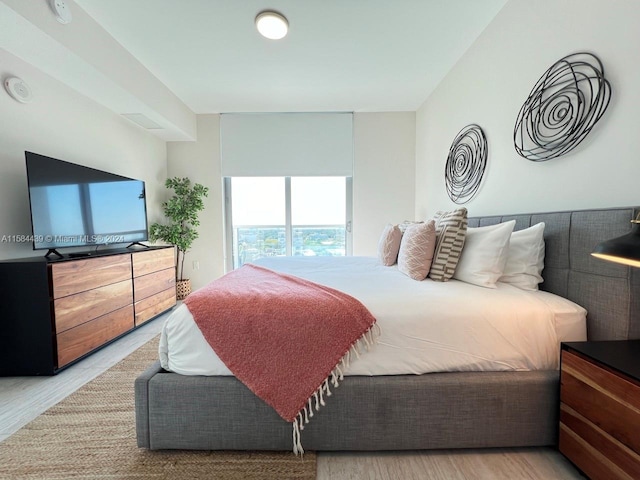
[225, 177, 352, 270]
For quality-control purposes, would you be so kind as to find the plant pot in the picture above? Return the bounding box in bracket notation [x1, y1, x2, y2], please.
[176, 279, 191, 300]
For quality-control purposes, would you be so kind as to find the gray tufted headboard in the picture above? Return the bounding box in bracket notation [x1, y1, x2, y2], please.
[469, 206, 640, 341]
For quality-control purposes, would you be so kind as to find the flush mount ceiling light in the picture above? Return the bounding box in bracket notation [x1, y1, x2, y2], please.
[255, 11, 288, 40]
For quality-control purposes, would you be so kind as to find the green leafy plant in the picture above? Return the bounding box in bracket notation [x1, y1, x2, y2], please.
[149, 177, 209, 281]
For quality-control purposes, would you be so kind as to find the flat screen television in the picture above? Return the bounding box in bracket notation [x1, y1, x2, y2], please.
[25, 151, 148, 253]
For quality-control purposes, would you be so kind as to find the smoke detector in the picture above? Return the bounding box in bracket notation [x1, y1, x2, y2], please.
[48, 0, 72, 24]
[4, 77, 33, 104]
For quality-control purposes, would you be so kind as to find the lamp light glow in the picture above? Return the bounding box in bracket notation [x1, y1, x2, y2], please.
[255, 11, 288, 40]
[591, 215, 640, 267]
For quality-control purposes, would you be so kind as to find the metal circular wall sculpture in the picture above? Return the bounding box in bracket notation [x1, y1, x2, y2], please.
[445, 124, 487, 204]
[514, 52, 612, 161]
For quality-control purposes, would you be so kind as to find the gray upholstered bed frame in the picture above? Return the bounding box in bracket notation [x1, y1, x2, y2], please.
[135, 206, 640, 451]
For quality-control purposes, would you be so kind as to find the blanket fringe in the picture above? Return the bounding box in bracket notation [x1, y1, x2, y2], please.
[291, 322, 381, 454]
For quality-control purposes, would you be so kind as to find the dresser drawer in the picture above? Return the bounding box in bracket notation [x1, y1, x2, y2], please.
[51, 255, 132, 298]
[56, 305, 134, 368]
[561, 350, 640, 454]
[54, 279, 133, 333]
[134, 267, 175, 302]
[132, 248, 175, 278]
[134, 288, 176, 326]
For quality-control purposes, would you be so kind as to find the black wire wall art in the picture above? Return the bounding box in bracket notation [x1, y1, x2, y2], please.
[514, 52, 612, 162]
[445, 124, 488, 204]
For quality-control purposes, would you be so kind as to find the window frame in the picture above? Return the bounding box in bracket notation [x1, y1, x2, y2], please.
[223, 176, 352, 272]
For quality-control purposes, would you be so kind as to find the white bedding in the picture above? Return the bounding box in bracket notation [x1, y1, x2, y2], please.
[160, 256, 587, 376]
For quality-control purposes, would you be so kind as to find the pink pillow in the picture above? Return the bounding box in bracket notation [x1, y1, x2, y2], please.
[377, 224, 402, 266]
[397, 221, 437, 280]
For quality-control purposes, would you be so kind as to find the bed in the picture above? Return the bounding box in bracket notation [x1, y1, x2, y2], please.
[135, 206, 640, 451]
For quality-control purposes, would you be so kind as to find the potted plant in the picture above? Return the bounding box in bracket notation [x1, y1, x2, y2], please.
[149, 177, 209, 300]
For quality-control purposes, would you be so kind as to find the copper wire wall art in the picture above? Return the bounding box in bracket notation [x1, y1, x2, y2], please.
[514, 52, 612, 161]
[445, 124, 487, 204]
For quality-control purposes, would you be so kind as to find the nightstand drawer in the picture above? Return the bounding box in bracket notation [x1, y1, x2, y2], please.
[561, 350, 640, 454]
[560, 404, 640, 479]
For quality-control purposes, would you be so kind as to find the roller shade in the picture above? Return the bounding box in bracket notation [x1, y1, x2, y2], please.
[220, 113, 353, 176]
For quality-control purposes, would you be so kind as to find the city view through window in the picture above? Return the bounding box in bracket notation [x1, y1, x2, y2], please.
[230, 177, 347, 268]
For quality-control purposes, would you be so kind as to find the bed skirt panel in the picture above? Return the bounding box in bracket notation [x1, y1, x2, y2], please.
[135, 361, 559, 451]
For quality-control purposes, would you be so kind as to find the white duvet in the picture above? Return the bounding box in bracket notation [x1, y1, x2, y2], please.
[160, 256, 587, 376]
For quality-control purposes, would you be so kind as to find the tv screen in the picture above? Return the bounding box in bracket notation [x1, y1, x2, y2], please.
[25, 152, 148, 251]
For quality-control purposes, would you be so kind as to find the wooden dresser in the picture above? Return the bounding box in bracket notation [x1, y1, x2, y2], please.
[132, 248, 176, 326]
[559, 341, 640, 480]
[0, 246, 176, 375]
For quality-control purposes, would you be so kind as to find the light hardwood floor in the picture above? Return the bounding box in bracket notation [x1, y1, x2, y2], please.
[317, 449, 585, 479]
[0, 311, 585, 479]
[0, 312, 166, 443]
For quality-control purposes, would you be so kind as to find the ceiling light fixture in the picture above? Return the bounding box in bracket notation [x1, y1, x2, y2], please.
[255, 11, 288, 40]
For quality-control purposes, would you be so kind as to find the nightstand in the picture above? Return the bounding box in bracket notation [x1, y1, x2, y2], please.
[559, 341, 640, 479]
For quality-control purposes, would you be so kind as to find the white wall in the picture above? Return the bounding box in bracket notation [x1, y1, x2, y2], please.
[415, 0, 640, 219]
[353, 112, 416, 255]
[0, 50, 167, 260]
[166, 115, 224, 290]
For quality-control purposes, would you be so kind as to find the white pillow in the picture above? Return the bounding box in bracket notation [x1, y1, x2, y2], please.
[453, 220, 516, 288]
[499, 222, 545, 291]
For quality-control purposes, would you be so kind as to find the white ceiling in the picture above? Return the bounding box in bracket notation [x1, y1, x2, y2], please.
[1, 0, 506, 139]
[73, 0, 506, 114]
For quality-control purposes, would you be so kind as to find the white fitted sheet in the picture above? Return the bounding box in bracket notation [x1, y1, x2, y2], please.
[160, 256, 587, 376]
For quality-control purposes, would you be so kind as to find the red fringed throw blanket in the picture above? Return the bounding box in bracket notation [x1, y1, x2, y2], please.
[184, 264, 379, 453]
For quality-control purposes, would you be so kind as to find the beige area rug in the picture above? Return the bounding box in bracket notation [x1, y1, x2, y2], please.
[0, 336, 316, 480]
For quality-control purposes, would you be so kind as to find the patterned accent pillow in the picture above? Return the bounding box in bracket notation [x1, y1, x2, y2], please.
[397, 221, 437, 280]
[377, 224, 403, 266]
[428, 208, 468, 282]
